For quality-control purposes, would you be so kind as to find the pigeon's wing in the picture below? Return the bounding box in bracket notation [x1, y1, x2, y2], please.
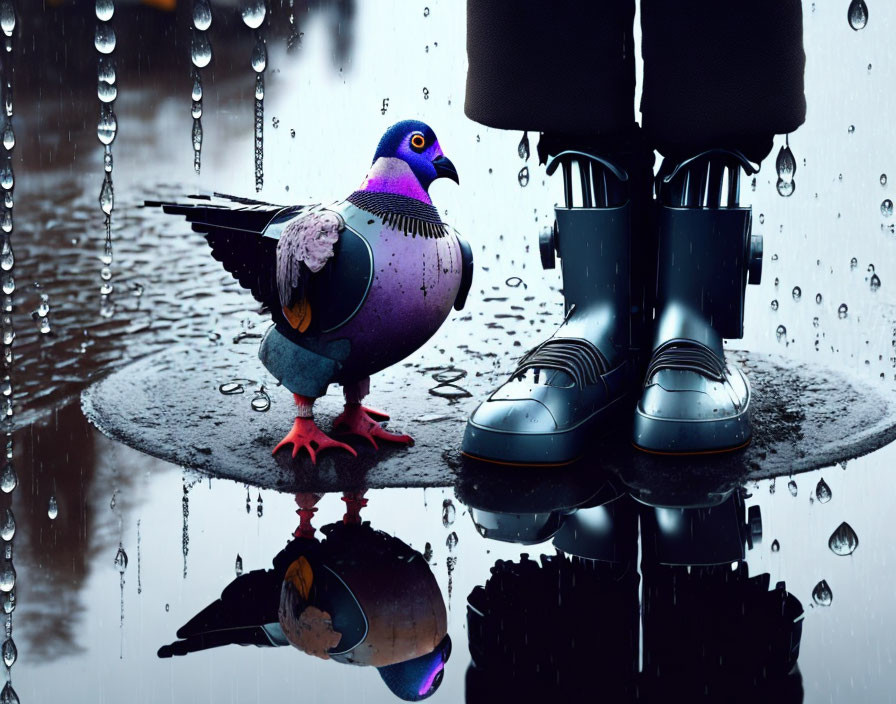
[275, 210, 344, 333]
[157, 569, 284, 658]
[144, 195, 310, 318]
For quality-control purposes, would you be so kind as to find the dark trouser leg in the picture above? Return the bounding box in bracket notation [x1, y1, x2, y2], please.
[640, 0, 806, 163]
[465, 0, 635, 136]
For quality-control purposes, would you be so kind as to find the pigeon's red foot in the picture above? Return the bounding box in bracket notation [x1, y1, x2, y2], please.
[332, 403, 414, 450]
[273, 417, 357, 464]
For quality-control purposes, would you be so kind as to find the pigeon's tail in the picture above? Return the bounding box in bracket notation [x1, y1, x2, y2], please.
[143, 193, 295, 236]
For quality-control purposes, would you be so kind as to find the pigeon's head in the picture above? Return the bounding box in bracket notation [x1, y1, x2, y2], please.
[366, 120, 458, 199]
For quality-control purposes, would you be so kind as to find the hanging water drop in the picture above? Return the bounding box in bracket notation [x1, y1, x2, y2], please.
[788, 480, 798, 496]
[518, 166, 529, 187]
[47, 495, 58, 520]
[775, 141, 796, 180]
[816, 478, 832, 503]
[251, 37, 267, 72]
[0, 560, 14, 591]
[2, 636, 15, 667]
[517, 132, 530, 161]
[95, 22, 116, 54]
[191, 30, 212, 68]
[776, 179, 795, 197]
[241, 0, 266, 29]
[446, 531, 458, 550]
[235, 554, 243, 576]
[828, 521, 859, 555]
[881, 199, 893, 217]
[97, 107, 117, 146]
[848, 0, 868, 30]
[0, 682, 18, 704]
[442, 499, 456, 527]
[0, 1, 13, 38]
[0, 464, 15, 494]
[95, 0, 114, 21]
[99, 176, 114, 215]
[812, 579, 833, 606]
[771, 539, 780, 552]
[114, 544, 128, 572]
[870, 273, 881, 290]
[0, 509, 12, 541]
[192, 0, 212, 31]
[776, 324, 787, 342]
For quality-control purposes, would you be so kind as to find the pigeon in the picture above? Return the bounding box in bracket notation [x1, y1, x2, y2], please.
[148, 120, 472, 462]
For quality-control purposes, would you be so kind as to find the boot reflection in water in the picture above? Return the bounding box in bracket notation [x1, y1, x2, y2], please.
[158, 491, 451, 702]
[461, 0, 806, 463]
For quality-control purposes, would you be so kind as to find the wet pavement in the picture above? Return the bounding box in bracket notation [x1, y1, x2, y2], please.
[6, 1, 896, 702]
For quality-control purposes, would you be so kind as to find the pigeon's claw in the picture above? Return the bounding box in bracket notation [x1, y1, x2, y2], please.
[333, 404, 414, 450]
[273, 417, 357, 464]
[360, 405, 390, 421]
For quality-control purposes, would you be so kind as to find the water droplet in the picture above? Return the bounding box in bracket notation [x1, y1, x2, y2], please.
[191, 77, 203, 102]
[97, 107, 117, 146]
[114, 544, 128, 572]
[191, 101, 202, 119]
[192, 118, 202, 152]
[770, 299, 779, 311]
[812, 579, 833, 606]
[792, 286, 801, 301]
[517, 132, 530, 161]
[95, 0, 114, 21]
[446, 531, 458, 551]
[0, 464, 16, 494]
[758, 213, 765, 224]
[94, 22, 116, 54]
[816, 478, 832, 503]
[251, 37, 267, 73]
[98, 57, 116, 85]
[254, 74, 265, 100]
[2, 636, 15, 667]
[776, 324, 787, 342]
[99, 176, 114, 215]
[219, 381, 244, 395]
[881, 199, 893, 217]
[191, 30, 212, 68]
[422, 87, 430, 100]
[97, 80, 117, 103]
[0, 163, 12, 191]
[0, 1, 14, 38]
[0, 509, 13, 541]
[848, 124, 856, 134]
[881, 174, 888, 186]
[848, 0, 868, 30]
[771, 539, 780, 552]
[423, 6, 429, 16]
[828, 521, 858, 555]
[235, 553, 243, 576]
[241, 0, 266, 29]
[838, 303, 849, 319]
[0, 561, 14, 591]
[775, 143, 796, 180]
[47, 494, 58, 520]
[788, 479, 798, 496]
[776, 178, 795, 197]
[251, 388, 270, 412]
[0, 681, 18, 704]
[518, 166, 529, 187]
[850, 257, 858, 269]
[870, 273, 881, 291]
[815, 292, 822, 304]
[165, 603, 170, 612]
[441, 499, 456, 527]
[193, 0, 212, 31]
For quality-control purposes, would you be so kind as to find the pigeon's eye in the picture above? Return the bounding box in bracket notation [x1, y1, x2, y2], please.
[410, 133, 426, 152]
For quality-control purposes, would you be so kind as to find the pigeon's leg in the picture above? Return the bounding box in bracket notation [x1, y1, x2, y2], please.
[273, 394, 357, 464]
[333, 379, 414, 449]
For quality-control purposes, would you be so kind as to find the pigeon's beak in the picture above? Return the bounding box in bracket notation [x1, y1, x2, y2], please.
[432, 155, 459, 184]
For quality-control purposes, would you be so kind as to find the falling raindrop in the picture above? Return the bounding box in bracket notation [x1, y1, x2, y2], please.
[2, 636, 15, 667]
[776, 179, 795, 197]
[0, 561, 14, 591]
[441, 499, 456, 527]
[251, 37, 267, 72]
[192, 0, 212, 31]
[94, 22, 116, 54]
[423, 6, 430, 16]
[0, 509, 13, 542]
[771, 539, 780, 552]
[881, 174, 888, 186]
[0, 682, 17, 704]
[241, 0, 266, 29]
[446, 532, 458, 551]
[190, 30, 212, 68]
[97, 80, 117, 103]
[848, 124, 856, 134]
[850, 257, 858, 270]
[235, 554, 243, 576]
[47, 495, 58, 520]
[815, 293, 823, 304]
[96, 0, 114, 21]
[812, 579, 833, 606]
[792, 286, 801, 301]
[776, 140, 796, 181]
[423, 542, 433, 563]
[848, 0, 868, 30]
[0, 2, 13, 38]
[423, 87, 430, 100]
[816, 478, 832, 503]
[0, 463, 15, 494]
[114, 545, 128, 572]
[881, 199, 893, 217]
[770, 299, 779, 311]
[758, 213, 765, 224]
[776, 324, 787, 342]
[517, 132, 530, 161]
[870, 273, 881, 291]
[838, 303, 849, 319]
[518, 166, 529, 187]
[787, 480, 798, 496]
[828, 521, 859, 555]
[256, 492, 264, 517]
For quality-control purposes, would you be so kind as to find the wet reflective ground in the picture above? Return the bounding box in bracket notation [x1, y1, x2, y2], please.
[8, 1, 896, 702]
